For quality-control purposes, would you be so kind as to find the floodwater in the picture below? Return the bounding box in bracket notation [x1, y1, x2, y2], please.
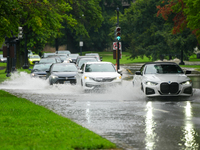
[1, 70, 200, 150]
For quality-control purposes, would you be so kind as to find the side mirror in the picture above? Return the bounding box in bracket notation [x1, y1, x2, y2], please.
[118, 69, 122, 75]
[46, 70, 50, 73]
[78, 70, 83, 73]
[135, 71, 142, 75]
[185, 70, 191, 74]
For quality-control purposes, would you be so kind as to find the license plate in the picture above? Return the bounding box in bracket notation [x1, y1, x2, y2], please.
[64, 81, 70, 84]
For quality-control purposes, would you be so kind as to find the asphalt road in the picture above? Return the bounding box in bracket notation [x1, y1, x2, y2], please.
[1, 65, 200, 150]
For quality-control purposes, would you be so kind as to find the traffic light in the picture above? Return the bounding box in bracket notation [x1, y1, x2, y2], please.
[18, 27, 23, 39]
[115, 27, 121, 41]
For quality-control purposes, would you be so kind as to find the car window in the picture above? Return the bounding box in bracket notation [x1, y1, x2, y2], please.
[144, 64, 184, 74]
[56, 58, 62, 63]
[40, 58, 56, 63]
[52, 64, 77, 72]
[85, 64, 115, 72]
[78, 58, 97, 67]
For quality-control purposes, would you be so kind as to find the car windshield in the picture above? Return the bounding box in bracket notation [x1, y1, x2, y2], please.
[55, 55, 67, 61]
[85, 63, 116, 72]
[40, 58, 56, 63]
[69, 54, 79, 59]
[78, 58, 97, 67]
[43, 53, 55, 58]
[30, 55, 40, 59]
[52, 64, 77, 72]
[33, 64, 52, 71]
[57, 51, 70, 55]
[145, 64, 184, 74]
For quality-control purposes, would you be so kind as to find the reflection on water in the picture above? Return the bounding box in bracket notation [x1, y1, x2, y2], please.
[145, 102, 156, 150]
[86, 101, 91, 124]
[179, 102, 199, 150]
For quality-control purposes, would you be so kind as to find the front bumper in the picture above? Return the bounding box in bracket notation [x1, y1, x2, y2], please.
[50, 77, 77, 85]
[83, 80, 122, 90]
[143, 83, 193, 97]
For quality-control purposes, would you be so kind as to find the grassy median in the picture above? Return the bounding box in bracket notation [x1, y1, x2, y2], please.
[0, 90, 117, 150]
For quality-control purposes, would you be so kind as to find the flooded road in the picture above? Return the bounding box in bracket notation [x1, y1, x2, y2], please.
[1, 68, 200, 150]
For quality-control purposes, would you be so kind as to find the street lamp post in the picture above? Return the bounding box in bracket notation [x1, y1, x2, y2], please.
[5, 37, 11, 77]
[79, 14, 84, 56]
[23, 33, 29, 69]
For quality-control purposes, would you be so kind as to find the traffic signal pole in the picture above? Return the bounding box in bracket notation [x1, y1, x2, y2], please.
[116, 7, 120, 71]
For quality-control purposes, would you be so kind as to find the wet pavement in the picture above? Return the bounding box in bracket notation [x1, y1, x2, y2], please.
[1, 64, 200, 150]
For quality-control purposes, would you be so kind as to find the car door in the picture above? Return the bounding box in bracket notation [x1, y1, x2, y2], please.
[133, 64, 145, 87]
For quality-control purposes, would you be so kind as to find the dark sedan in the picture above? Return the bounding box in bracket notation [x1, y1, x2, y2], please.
[46, 63, 78, 85]
[30, 63, 52, 79]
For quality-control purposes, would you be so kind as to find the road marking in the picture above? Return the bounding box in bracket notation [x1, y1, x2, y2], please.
[127, 69, 133, 74]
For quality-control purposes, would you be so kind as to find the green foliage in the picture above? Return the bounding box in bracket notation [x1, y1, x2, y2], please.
[118, 0, 198, 61]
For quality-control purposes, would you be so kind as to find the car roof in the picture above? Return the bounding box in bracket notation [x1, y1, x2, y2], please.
[85, 61, 112, 65]
[77, 56, 96, 58]
[144, 62, 178, 65]
[53, 62, 75, 66]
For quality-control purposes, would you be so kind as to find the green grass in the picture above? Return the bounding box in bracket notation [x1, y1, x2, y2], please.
[0, 90, 117, 150]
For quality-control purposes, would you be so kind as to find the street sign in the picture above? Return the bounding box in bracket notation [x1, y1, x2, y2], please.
[79, 41, 83, 47]
[113, 42, 121, 50]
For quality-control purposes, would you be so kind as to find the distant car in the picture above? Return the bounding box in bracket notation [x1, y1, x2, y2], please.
[55, 50, 71, 56]
[46, 55, 63, 62]
[0, 54, 7, 63]
[76, 56, 99, 67]
[85, 53, 102, 61]
[39, 57, 61, 64]
[54, 54, 69, 63]
[68, 54, 79, 63]
[77, 62, 122, 90]
[30, 63, 52, 79]
[42, 53, 55, 58]
[46, 63, 78, 85]
[28, 55, 41, 65]
[76, 58, 98, 69]
[132, 62, 193, 97]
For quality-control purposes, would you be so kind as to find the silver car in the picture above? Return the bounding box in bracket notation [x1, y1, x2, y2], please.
[132, 62, 193, 97]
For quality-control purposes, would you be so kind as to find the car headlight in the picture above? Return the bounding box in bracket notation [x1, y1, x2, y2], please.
[31, 73, 35, 77]
[145, 81, 158, 86]
[84, 76, 89, 80]
[115, 76, 122, 80]
[51, 75, 58, 79]
[181, 80, 192, 85]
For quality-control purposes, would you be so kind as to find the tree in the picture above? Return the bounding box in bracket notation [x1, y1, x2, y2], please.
[118, 0, 197, 61]
[157, 0, 200, 44]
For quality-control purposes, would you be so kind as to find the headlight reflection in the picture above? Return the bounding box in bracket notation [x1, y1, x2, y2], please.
[86, 101, 91, 124]
[145, 101, 156, 150]
[180, 102, 199, 149]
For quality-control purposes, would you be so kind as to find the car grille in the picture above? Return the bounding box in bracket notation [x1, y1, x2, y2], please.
[160, 82, 179, 94]
[91, 77, 115, 82]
